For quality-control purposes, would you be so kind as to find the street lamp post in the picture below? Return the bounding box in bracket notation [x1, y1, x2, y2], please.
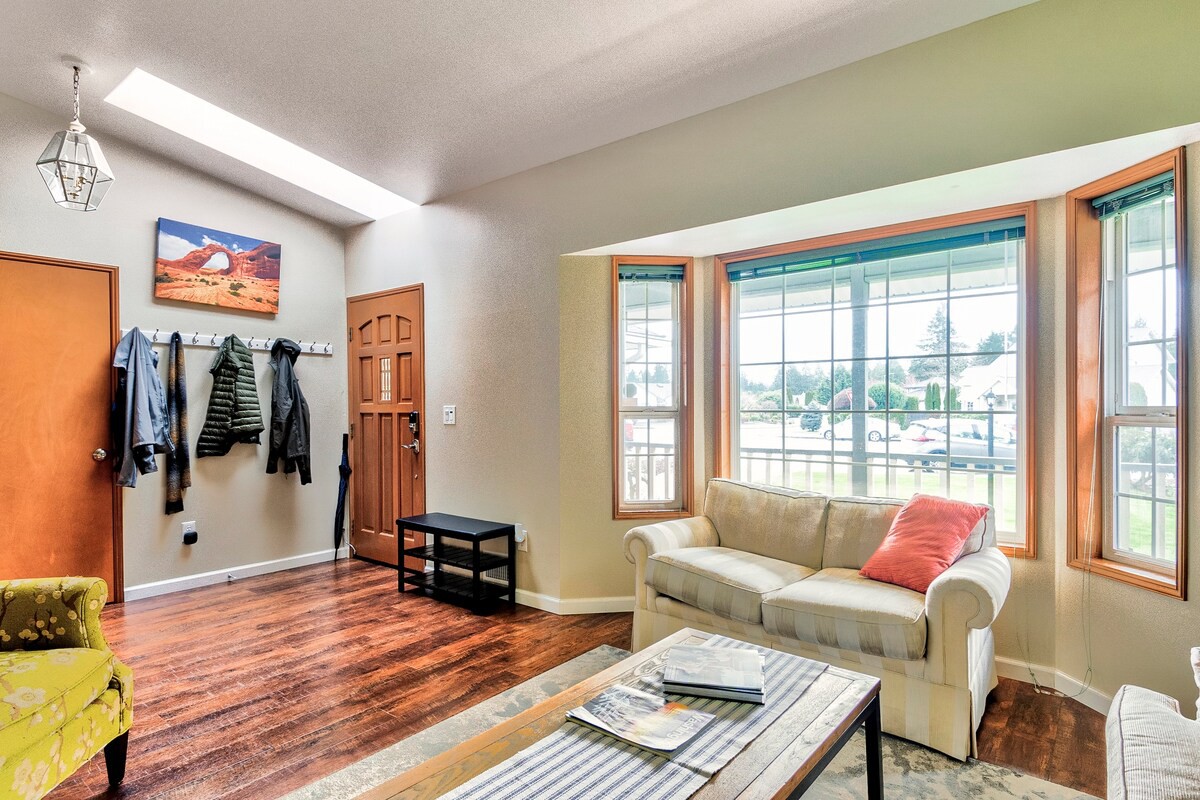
[984, 389, 996, 505]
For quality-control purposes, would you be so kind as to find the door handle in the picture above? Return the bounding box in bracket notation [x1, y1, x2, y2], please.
[92, 448, 108, 462]
[401, 439, 420, 455]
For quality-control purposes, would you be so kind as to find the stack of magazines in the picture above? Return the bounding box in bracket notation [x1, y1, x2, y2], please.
[662, 645, 766, 704]
[566, 684, 715, 755]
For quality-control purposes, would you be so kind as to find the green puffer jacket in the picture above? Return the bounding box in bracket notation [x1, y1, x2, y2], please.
[197, 335, 264, 457]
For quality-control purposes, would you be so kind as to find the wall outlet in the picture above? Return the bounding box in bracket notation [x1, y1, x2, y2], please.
[182, 520, 198, 545]
[515, 523, 528, 552]
[443, 405, 456, 425]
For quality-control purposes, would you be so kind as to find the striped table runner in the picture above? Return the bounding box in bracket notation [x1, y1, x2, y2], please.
[441, 636, 828, 800]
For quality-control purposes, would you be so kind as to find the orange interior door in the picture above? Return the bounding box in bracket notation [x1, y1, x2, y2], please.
[0, 252, 123, 599]
[346, 286, 426, 568]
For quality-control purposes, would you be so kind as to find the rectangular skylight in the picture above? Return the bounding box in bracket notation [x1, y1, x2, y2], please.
[105, 68, 416, 220]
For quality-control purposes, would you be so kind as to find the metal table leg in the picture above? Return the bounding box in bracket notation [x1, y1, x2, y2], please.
[865, 694, 883, 800]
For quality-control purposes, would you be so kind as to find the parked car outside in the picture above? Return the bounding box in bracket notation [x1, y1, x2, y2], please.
[820, 416, 902, 442]
[901, 418, 1017, 470]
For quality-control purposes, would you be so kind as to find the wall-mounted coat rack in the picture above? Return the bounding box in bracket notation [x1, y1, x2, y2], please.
[120, 328, 335, 356]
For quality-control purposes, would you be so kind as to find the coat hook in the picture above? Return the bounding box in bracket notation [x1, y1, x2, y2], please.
[323, 343, 330, 354]
[152, 328, 159, 343]
[210, 334, 218, 346]
[309, 342, 316, 353]
[191, 333, 199, 344]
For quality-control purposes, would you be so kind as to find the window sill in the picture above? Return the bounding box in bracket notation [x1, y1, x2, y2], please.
[999, 543, 1036, 559]
[1066, 555, 1184, 599]
[614, 509, 693, 522]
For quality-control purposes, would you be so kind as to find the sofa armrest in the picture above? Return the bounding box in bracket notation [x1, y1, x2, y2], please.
[1107, 685, 1200, 800]
[0, 577, 110, 651]
[926, 549, 1011, 631]
[623, 517, 719, 565]
[923, 548, 1010, 687]
[1192, 646, 1200, 720]
[623, 517, 718, 611]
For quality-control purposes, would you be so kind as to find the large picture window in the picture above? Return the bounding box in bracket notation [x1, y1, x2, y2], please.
[612, 257, 693, 518]
[1067, 149, 1187, 597]
[717, 207, 1036, 552]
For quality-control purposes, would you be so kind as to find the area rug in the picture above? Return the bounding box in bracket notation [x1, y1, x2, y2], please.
[283, 646, 1098, 800]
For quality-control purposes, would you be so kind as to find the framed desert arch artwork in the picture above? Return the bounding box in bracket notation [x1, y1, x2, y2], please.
[154, 217, 282, 313]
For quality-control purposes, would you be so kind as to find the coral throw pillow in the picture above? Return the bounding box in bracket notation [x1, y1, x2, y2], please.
[860, 494, 989, 594]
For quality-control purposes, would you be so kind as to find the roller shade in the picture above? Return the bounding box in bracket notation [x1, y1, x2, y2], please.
[1092, 172, 1174, 220]
[725, 217, 1026, 282]
[617, 264, 685, 282]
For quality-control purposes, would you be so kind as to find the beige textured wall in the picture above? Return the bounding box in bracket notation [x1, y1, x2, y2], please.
[557, 256, 713, 600]
[0, 92, 348, 588]
[990, 198, 1062, 669]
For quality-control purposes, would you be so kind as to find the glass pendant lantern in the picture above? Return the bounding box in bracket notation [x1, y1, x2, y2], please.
[36, 63, 114, 211]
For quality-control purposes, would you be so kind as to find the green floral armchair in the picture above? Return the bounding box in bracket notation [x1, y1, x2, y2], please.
[0, 578, 133, 800]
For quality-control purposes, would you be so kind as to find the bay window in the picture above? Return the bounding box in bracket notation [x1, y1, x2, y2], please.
[717, 206, 1037, 553]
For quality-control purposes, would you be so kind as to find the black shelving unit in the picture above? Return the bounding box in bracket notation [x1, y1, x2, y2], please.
[396, 513, 516, 613]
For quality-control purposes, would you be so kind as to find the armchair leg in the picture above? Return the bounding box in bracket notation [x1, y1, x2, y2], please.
[104, 731, 129, 787]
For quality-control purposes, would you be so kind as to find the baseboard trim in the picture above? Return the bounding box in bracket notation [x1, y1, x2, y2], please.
[995, 655, 1112, 715]
[124, 548, 348, 601]
[515, 590, 635, 615]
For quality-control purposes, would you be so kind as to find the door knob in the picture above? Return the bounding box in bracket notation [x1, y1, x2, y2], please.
[92, 448, 107, 462]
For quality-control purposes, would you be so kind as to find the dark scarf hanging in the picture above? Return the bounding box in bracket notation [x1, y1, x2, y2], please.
[165, 333, 192, 514]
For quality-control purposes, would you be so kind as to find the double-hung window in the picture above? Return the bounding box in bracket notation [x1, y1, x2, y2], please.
[1068, 150, 1187, 596]
[1100, 175, 1179, 569]
[611, 257, 693, 518]
[717, 207, 1036, 552]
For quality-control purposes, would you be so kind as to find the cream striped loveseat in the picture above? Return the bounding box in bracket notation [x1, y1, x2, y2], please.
[623, 478, 1011, 761]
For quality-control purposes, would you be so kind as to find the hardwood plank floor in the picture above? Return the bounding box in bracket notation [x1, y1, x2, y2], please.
[47, 559, 1106, 799]
[977, 676, 1107, 797]
[48, 559, 631, 800]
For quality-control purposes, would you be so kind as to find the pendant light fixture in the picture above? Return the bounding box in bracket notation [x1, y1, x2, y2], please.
[36, 60, 114, 211]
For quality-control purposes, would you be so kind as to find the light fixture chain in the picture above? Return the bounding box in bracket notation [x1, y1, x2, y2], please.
[72, 65, 80, 122]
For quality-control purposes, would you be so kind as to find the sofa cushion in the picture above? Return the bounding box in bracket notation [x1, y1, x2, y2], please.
[646, 547, 815, 624]
[820, 497, 904, 570]
[860, 494, 990, 593]
[0, 648, 114, 744]
[762, 568, 927, 660]
[703, 479, 829, 570]
[822, 496, 994, 571]
[1107, 684, 1200, 800]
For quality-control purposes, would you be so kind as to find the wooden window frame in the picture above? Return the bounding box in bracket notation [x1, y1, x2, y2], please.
[1066, 148, 1188, 598]
[714, 203, 1039, 558]
[611, 256, 695, 520]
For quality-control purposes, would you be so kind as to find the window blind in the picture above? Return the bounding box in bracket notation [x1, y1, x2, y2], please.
[724, 217, 1026, 282]
[617, 264, 685, 282]
[1092, 172, 1174, 220]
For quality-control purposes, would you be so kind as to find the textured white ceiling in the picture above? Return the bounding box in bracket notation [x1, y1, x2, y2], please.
[0, 0, 1036, 226]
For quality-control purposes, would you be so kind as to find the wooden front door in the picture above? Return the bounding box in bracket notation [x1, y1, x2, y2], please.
[0, 251, 123, 599]
[347, 286, 426, 568]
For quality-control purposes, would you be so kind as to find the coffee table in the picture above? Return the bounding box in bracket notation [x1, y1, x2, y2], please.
[357, 628, 883, 799]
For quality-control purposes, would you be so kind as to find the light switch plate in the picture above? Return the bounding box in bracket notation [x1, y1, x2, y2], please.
[443, 405, 456, 425]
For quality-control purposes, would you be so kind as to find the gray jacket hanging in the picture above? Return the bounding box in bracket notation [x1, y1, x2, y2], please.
[113, 327, 173, 487]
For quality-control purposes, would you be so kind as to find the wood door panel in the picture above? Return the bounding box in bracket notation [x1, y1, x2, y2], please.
[347, 288, 425, 568]
[0, 253, 121, 597]
[397, 353, 413, 403]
